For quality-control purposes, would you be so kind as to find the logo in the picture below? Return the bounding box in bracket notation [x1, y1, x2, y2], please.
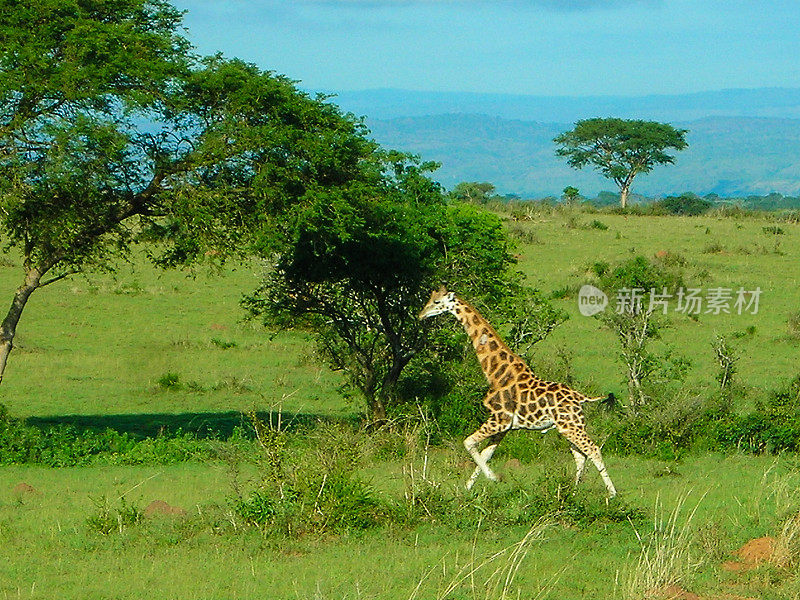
[578, 285, 608, 316]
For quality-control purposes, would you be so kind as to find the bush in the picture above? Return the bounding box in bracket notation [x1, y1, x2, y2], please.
[589, 219, 609, 230]
[157, 372, 182, 390]
[0, 404, 221, 466]
[654, 194, 713, 216]
[233, 420, 386, 535]
[788, 311, 800, 340]
[86, 495, 143, 535]
[602, 375, 800, 457]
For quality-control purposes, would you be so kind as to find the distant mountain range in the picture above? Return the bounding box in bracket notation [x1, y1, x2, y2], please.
[324, 88, 800, 197]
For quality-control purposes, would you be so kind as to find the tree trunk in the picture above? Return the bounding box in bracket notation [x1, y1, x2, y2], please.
[619, 185, 631, 209]
[0, 268, 41, 384]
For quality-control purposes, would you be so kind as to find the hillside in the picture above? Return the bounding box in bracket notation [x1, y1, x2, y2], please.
[366, 114, 800, 197]
[331, 87, 800, 123]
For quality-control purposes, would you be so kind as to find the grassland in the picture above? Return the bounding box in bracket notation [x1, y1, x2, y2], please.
[1, 209, 800, 599]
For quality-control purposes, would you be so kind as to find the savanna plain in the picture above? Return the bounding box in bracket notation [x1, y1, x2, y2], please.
[2, 208, 800, 600]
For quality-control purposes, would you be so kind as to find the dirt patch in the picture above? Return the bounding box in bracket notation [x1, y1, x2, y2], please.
[143, 499, 186, 518]
[12, 482, 39, 496]
[722, 536, 775, 572]
[648, 584, 700, 600]
[647, 585, 759, 600]
[503, 458, 522, 470]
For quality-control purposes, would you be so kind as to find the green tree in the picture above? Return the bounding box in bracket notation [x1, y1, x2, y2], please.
[594, 256, 684, 406]
[244, 156, 560, 421]
[562, 186, 581, 205]
[655, 193, 713, 216]
[554, 118, 688, 208]
[0, 0, 374, 384]
[449, 181, 497, 204]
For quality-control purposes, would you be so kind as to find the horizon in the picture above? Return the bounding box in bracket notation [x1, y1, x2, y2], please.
[320, 85, 800, 99]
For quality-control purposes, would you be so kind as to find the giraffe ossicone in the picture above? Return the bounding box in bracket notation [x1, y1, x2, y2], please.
[419, 286, 617, 499]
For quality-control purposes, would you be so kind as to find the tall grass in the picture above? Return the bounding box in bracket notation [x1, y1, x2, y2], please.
[624, 493, 705, 599]
[409, 517, 556, 600]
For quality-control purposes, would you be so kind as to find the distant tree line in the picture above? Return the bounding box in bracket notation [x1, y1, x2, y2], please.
[455, 183, 800, 215]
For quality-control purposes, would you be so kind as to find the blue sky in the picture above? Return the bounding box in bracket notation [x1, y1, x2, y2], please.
[174, 1, 800, 97]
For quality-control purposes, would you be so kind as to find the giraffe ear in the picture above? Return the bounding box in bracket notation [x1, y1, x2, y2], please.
[438, 284, 448, 294]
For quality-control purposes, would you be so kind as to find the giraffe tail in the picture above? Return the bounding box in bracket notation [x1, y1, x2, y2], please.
[581, 392, 617, 409]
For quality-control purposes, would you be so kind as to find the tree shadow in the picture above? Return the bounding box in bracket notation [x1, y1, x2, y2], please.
[26, 410, 360, 440]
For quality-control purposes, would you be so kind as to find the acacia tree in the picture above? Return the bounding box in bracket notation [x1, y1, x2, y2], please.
[449, 181, 497, 204]
[0, 0, 375, 384]
[554, 118, 688, 208]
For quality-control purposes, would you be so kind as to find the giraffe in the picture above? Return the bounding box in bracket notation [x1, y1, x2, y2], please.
[419, 286, 617, 498]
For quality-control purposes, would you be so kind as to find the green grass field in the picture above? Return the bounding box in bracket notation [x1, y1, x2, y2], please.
[2, 209, 800, 599]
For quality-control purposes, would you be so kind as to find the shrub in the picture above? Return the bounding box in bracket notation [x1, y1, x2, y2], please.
[710, 376, 800, 454]
[210, 337, 238, 349]
[86, 495, 143, 535]
[787, 311, 800, 340]
[763, 225, 785, 235]
[233, 419, 386, 535]
[590, 219, 609, 230]
[0, 404, 221, 466]
[712, 335, 738, 392]
[702, 241, 725, 254]
[654, 194, 713, 216]
[157, 372, 182, 390]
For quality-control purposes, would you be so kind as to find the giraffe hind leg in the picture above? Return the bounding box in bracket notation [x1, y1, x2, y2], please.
[560, 429, 617, 499]
[590, 451, 617, 499]
[569, 445, 587, 486]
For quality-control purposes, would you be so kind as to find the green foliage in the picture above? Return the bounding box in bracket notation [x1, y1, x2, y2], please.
[598, 254, 684, 295]
[741, 375, 800, 453]
[234, 421, 385, 535]
[593, 255, 684, 406]
[598, 374, 800, 458]
[396, 470, 643, 530]
[86, 495, 143, 535]
[562, 186, 581, 204]
[655, 193, 713, 216]
[210, 337, 237, 350]
[449, 181, 498, 204]
[601, 395, 710, 460]
[0, 404, 221, 466]
[589, 219, 609, 230]
[157, 371, 182, 390]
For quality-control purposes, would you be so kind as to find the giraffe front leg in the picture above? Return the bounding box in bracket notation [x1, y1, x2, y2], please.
[464, 422, 508, 489]
[465, 431, 507, 489]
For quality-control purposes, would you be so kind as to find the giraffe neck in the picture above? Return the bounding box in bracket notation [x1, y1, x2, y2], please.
[451, 297, 532, 386]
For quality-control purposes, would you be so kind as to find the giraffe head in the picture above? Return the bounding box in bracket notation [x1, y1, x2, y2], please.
[418, 286, 457, 320]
